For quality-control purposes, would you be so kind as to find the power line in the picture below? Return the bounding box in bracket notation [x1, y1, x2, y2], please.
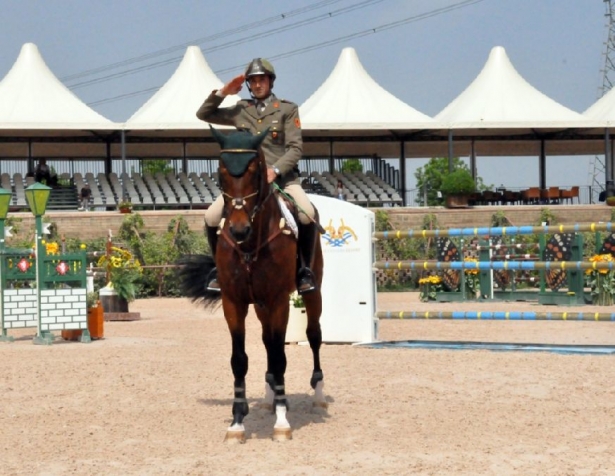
[69, 0, 384, 89]
[88, 0, 486, 107]
[61, 0, 345, 82]
[218, 0, 486, 74]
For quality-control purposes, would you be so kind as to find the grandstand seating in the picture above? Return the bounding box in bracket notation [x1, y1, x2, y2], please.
[3, 170, 403, 211]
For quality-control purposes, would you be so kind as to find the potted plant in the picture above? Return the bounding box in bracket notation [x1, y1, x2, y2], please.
[86, 291, 104, 339]
[97, 246, 142, 314]
[286, 291, 307, 343]
[118, 200, 133, 213]
[418, 275, 442, 302]
[606, 196, 615, 207]
[62, 291, 103, 341]
[440, 168, 476, 208]
[585, 254, 615, 305]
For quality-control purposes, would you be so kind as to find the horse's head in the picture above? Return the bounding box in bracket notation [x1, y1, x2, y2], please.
[211, 126, 269, 243]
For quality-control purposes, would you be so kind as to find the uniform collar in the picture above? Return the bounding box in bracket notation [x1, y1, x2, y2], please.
[247, 94, 279, 118]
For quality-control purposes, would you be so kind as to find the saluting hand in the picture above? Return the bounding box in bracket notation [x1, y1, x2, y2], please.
[221, 74, 245, 96]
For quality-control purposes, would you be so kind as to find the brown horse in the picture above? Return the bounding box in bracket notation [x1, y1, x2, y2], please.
[180, 127, 325, 442]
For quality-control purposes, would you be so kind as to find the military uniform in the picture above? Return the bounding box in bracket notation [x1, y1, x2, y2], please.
[198, 92, 302, 185]
[197, 91, 315, 225]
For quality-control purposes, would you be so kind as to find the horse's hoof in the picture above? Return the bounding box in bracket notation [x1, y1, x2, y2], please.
[224, 430, 246, 444]
[272, 427, 292, 441]
[312, 400, 328, 409]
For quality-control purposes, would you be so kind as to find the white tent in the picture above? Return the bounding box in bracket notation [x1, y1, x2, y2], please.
[126, 45, 240, 130]
[0, 43, 116, 131]
[122, 46, 242, 159]
[432, 46, 606, 189]
[435, 46, 592, 129]
[298, 46, 444, 165]
[300, 47, 434, 130]
[584, 86, 615, 122]
[0, 42, 119, 161]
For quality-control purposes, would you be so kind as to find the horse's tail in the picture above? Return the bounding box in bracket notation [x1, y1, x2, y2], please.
[177, 255, 222, 308]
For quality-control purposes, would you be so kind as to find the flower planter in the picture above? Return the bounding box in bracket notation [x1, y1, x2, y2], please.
[61, 302, 104, 341]
[119, 207, 132, 214]
[87, 301, 104, 339]
[100, 287, 141, 321]
[285, 305, 307, 343]
[445, 194, 470, 208]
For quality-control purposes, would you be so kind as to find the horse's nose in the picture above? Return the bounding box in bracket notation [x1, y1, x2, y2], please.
[230, 224, 251, 242]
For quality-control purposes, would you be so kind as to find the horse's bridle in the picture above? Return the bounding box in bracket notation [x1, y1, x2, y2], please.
[220, 148, 273, 226]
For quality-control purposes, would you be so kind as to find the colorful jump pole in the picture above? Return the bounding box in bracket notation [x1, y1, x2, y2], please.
[374, 260, 615, 272]
[374, 222, 614, 240]
[376, 310, 615, 321]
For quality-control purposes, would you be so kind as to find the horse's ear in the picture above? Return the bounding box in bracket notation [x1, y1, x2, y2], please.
[253, 126, 270, 150]
[210, 125, 226, 147]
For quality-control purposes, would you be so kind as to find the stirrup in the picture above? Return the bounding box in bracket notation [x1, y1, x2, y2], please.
[297, 269, 317, 295]
[207, 279, 220, 292]
[206, 268, 220, 292]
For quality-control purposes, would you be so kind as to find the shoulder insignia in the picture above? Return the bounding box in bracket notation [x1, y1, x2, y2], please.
[273, 102, 279, 108]
[294, 117, 301, 128]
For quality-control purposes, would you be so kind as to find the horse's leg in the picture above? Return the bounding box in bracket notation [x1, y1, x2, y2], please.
[222, 298, 250, 444]
[255, 300, 292, 441]
[261, 371, 275, 412]
[303, 289, 327, 409]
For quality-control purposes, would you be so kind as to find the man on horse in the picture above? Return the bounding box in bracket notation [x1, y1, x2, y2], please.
[196, 57, 319, 295]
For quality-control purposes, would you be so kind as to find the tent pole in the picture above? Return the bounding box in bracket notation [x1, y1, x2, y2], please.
[399, 141, 406, 206]
[606, 128, 612, 184]
[539, 139, 546, 191]
[470, 139, 477, 181]
[28, 140, 33, 175]
[182, 140, 188, 174]
[447, 130, 453, 173]
[328, 140, 334, 173]
[121, 130, 127, 201]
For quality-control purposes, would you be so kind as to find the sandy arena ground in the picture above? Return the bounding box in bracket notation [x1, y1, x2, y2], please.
[1, 293, 615, 475]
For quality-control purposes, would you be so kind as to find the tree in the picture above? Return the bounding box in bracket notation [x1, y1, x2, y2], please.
[341, 159, 363, 173]
[142, 159, 174, 176]
[415, 157, 488, 206]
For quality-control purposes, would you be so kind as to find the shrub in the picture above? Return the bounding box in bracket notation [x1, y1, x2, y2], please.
[440, 169, 475, 197]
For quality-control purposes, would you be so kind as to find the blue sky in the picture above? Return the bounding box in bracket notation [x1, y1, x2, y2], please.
[0, 0, 609, 193]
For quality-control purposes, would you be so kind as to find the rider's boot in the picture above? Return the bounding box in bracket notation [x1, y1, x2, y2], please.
[206, 225, 220, 292]
[297, 221, 318, 295]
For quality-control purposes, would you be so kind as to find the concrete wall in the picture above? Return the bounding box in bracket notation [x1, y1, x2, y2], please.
[5, 205, 614, 242]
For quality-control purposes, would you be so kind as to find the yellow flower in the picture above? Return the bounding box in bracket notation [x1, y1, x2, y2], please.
[45, 241, 59, 255]
[464, 257, 479, 275]
[586, 254, 614, 275]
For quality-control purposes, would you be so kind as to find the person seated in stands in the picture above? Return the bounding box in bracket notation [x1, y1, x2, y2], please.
[336, 180, 346, 200]
[34, 159, 51, 184]
[34, 159, 58, 187]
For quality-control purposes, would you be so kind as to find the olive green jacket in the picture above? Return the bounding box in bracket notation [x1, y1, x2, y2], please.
[196, 91, 302, 185]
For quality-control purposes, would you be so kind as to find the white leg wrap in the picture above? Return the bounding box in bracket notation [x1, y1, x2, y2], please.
[274, 405, 290, 429]
[313, 380, 327, 408]
[227, 422, 245, 432]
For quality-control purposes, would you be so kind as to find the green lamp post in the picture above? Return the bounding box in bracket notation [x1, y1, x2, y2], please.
[25, 182, 52, 345]
[0, 187, 12, 342]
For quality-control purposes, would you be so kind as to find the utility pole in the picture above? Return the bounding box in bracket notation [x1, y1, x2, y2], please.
[590, 0, 615, 202]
